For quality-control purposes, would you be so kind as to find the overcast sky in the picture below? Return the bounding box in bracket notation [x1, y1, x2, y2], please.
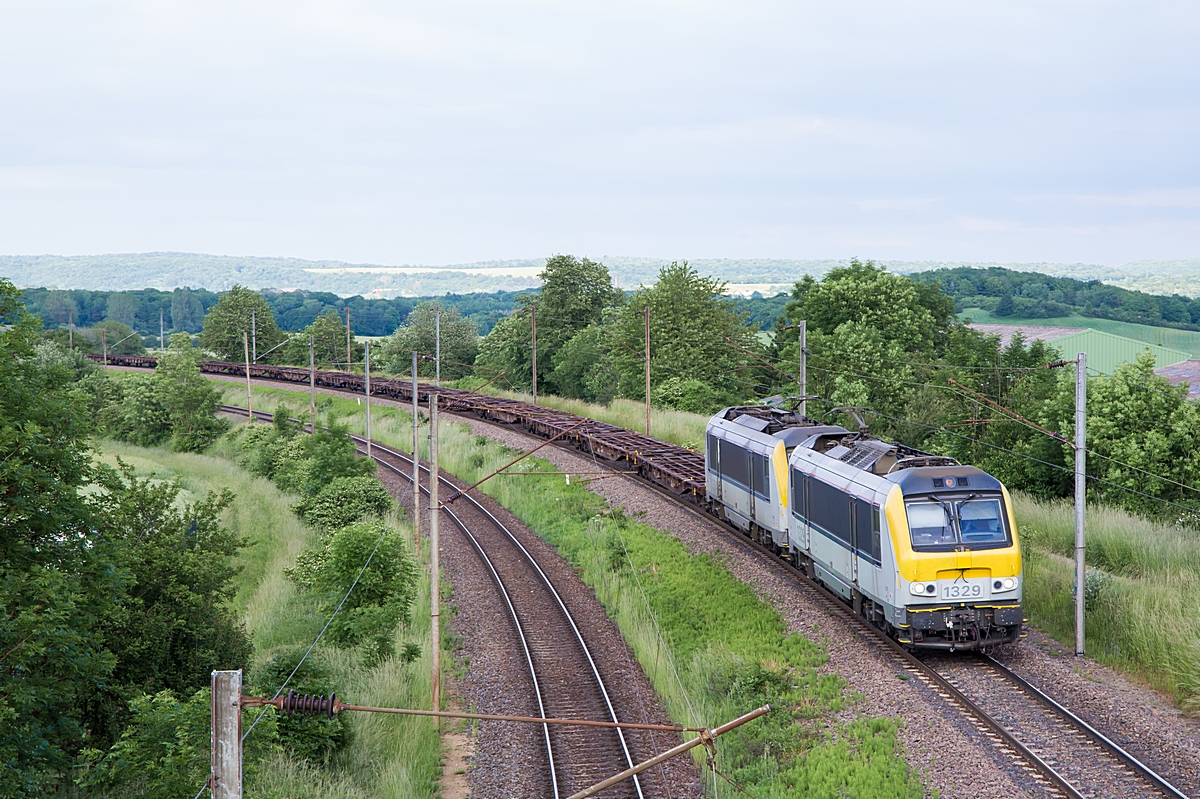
[1, 1, 1197, 267]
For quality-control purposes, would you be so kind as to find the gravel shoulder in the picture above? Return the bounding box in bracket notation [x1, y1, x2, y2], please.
[204, 373, 1200, 797]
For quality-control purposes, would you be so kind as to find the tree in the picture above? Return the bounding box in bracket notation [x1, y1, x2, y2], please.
[279, 309, 355, 369]
[82, 462, 251, 744]
[156, 333, 230, 452]
[381, 302, 478, 379]
[532, 255, 621, 392]
[170, 287, 205, 333]
[0, 279, 119, 795]
[199, 285, 286, 361]
[89, 320, 146, 355]
[550, 325, 614, 401]
[776, 259, 952, 357]
[474, 255, 622, 393]
[607, 262, 762, 402]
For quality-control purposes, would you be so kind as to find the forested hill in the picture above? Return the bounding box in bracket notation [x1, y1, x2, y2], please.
[19, 286, 532, 338]
[911, 266, 1200, 331]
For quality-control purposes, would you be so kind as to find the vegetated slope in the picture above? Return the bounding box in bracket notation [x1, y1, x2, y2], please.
[915, 266, 1200, 331]
[219, 382, 926, 798]
[1014, 492, 1200, 712]
[93, 439, 441, 799]
[959, 307, 1200, 359]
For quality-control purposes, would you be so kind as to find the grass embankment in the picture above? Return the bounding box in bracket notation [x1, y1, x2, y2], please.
[94, 440, 441, 799]
[1014, 493, 1200, 711]
[218, 381, 925, 797]
[441, 377, 711, 450]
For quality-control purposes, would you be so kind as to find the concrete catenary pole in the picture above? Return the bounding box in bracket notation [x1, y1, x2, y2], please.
[1075, 351, 1087, 656]
[429, 395, 441, 726]
[244, 332, 253, 422]
[530, 307, 537, 406]
[160, 308, 165, 352]
[644, 307, 651, 436]
[799, 320, 807, 418]
[309, 336, 316, 433]
[412, 351, 421, 557]
[68, 308, 73, 350]
[364, 341, 372, 459]
[251, 309, 256, 364]
[435, 305, 441, 387]
[101, 330, 107, 367]
[211, 670, 243, 799]
[345, 308, 352, 373]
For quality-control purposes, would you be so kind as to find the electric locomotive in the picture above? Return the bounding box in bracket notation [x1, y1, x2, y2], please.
[706, 404, 1024, 650]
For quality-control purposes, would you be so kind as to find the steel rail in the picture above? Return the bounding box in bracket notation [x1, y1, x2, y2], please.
[979, 654, 1190, 799]
[208, 377, 1187, 798]
[353, 435, 645, 799]
[219, 404, 643, 798]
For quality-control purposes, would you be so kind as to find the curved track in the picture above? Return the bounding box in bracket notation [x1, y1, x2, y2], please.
[128, 359, 1192, 798]
[222, 405, 648, 799]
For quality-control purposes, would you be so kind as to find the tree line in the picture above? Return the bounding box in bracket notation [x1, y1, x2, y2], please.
[0, 278, 418, 797]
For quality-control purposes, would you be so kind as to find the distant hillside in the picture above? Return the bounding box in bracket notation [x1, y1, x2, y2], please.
[0, 251, 1142, 297]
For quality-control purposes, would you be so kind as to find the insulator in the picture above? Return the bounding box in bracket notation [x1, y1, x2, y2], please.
[281, 689, 338, 719]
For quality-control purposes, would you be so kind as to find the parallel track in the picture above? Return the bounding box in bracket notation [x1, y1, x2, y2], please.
[221, 405, 648, 799]
[120, 360, 1190, 797]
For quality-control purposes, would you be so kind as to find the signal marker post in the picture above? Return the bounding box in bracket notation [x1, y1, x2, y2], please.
[364, 341, 372, 459]
[243, 332, 253, 423]
[1074, 352, 1087, 656]
[531, 307, 537, 406]
[211, 670, 242, 799]
[429, 396, 441, 727]
[309, 336, 316, 432]
[435, 305, 441, 387]
[644, 307, 651, 436]
[412, 352, 421, 557]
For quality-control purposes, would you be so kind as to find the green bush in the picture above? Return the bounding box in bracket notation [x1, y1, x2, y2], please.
[250, 648, 348, 763]
[78, 689, 277, 799]
[652, 376, 721, 415]
[286, 521, 418, 664]
[101, 374, 172, 447]
[298, 476, 393, 530]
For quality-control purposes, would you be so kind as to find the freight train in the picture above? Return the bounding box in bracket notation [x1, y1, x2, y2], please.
[705, 403, 1024, 650]
[93, 354, 1022, 649]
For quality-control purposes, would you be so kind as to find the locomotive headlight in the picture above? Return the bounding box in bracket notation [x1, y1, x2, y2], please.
[909, 583, 936, 596]
[1001, 577, 1017, 591]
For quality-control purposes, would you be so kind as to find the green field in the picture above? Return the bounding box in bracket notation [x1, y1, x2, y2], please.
[960, 307, 1200, 359]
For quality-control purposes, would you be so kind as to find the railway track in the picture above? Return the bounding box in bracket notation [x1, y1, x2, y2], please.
[125, 359, 1191, 797]
[221, 405, 655, 799]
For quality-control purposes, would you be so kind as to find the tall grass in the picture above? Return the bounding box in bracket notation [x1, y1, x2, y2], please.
[447, 379, 712, 449]
[93, 439, 442, 798]
[215, 382, 925, 797]
[1014, 493, 1200, 711]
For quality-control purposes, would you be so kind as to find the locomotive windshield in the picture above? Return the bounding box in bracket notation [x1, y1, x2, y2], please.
[905, 496, 1009, 550]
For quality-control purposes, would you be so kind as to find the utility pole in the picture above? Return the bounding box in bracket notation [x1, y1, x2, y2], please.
[429, 395, 441, 727]
[309, 336, 316, 433]
[101, 330, 107, 367]
[68, 308, 73, 350]
[244, 332, 253, 422]
[160, 308, 165, 352]
[412, 352, 421, 557]
[345, 308, 351, 373]
[531, 307, 537, 406]
[210, 670, 243, 799]
[251, 310, 256, 364]
[799, 320, 807, 418]
[364, 342, 372, 459]
[644, 307, 651, 437]
[1075, 352, 1087, 656]
[435, 305, 441, 387]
